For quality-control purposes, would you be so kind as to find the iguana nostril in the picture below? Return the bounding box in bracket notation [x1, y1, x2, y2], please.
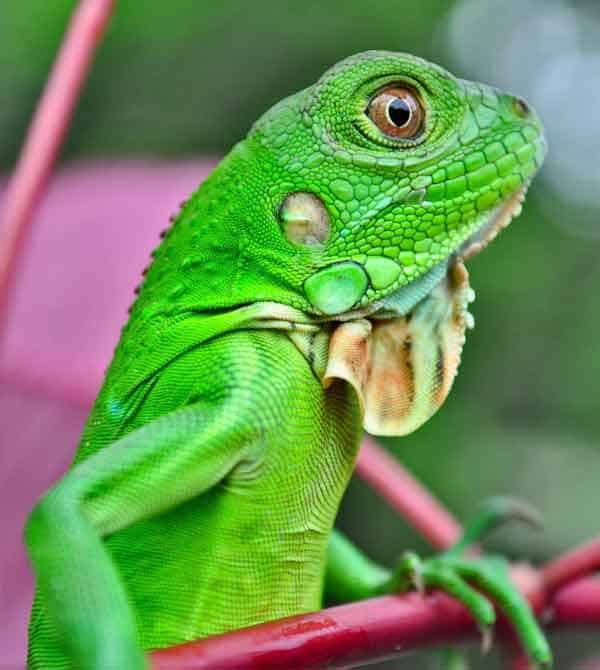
[512, 97, 530, 118]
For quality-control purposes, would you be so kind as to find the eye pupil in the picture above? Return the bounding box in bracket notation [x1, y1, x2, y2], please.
[387, 98, 411, 127]
[366, 85, 424, 141]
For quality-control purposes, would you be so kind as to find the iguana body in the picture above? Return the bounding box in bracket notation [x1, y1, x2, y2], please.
[26, 52, 548, 669]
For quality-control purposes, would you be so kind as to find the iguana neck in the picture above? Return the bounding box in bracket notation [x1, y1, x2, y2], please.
[127, 139, 314, 330]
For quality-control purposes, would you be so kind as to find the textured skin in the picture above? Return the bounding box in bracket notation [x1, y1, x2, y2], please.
[25, 51, 546, 670]
[28, 333, 361, 668]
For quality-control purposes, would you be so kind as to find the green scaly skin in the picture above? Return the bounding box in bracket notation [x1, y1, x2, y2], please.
[25, 51, 549, 670]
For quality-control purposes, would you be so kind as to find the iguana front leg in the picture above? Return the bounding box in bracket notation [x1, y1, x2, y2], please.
[25, 399, 257, 670]
[26, 330, 361, 670]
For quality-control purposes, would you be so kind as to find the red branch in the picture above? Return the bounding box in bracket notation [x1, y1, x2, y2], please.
[542, 537, 600, 594]
[0, 0, 115, 321]
[150, 540, 600, 669]
[551, 577, 600, 627]
[150, 569, 599, 670]
[149, 590, 509, 670]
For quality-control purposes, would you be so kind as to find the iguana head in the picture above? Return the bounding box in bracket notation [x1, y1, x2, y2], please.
[134, 51, 545, 436]
[246, 50, 546, 435]
[252, 50, 546, 316]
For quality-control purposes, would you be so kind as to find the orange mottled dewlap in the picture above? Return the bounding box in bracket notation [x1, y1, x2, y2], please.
[323, 261, 474, 436]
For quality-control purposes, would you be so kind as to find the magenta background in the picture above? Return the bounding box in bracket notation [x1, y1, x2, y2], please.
[0, 161, 216, 667]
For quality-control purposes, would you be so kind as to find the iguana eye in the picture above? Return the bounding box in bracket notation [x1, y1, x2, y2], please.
[367, 86, 423, 140]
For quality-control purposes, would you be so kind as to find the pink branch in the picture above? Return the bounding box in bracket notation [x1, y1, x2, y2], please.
[356, 437, 462, 549]
[150, 591, 486, 670]
[0, 0, 115, 321]
[150, 572, 598, 670]
[542, 536, 600, 594]
[551, 577, 600, 627]
[151, 533, 600, 668]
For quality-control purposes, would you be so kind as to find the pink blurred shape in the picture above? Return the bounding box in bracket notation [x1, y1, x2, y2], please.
[0, 0, 116, 313]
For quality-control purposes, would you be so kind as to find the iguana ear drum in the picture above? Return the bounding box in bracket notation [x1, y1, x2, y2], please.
[279, 192, 331, 247]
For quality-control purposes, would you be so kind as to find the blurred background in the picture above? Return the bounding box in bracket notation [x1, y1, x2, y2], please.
[1, 0, 599, 667]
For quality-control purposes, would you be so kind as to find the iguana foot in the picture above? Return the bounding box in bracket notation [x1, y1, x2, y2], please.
[383, 498, 552, 669]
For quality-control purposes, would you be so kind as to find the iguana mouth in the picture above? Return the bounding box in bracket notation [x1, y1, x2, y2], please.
[362, 181, 531, 321]
[457, 181, 530, 262]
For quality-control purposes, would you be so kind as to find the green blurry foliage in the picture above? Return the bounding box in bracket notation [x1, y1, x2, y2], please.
[1, 0, 451, 164]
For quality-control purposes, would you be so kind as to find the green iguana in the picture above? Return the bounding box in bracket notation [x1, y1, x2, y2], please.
[25, 51, 550, 669]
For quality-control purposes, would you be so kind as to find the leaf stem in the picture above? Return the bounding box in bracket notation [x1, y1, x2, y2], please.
[0, 0, 116, 328]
